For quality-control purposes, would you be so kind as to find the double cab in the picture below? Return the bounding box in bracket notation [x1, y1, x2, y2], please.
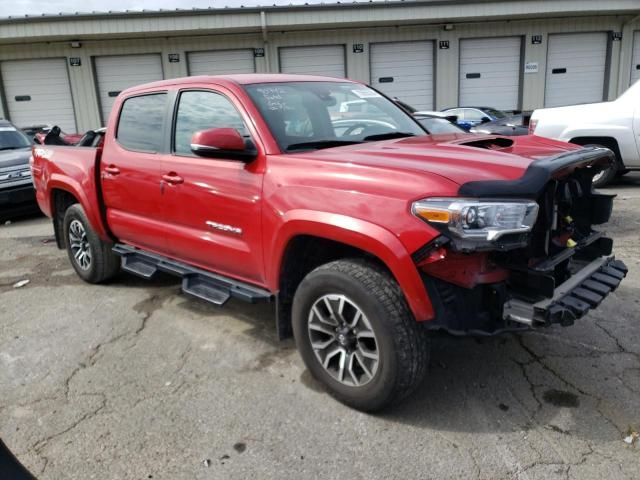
[31, 74, 627, 411]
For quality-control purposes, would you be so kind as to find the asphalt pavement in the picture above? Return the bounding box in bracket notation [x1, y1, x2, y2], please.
[1, 175, 639, 479]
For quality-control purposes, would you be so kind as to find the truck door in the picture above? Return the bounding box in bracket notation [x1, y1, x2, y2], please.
[160, 89, 265, 285]
[100, 92, 169, 253]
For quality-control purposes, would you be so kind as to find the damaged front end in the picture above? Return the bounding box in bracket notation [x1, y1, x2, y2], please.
[412, 146, 628, 335]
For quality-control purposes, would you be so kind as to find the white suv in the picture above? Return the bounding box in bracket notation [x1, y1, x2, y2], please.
[530, 81, 640, 187]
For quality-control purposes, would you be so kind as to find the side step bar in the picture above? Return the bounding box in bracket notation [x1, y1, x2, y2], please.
[113, 244, 272, 306]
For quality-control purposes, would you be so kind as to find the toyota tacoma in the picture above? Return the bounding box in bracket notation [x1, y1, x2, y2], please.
[31, 74, 627, 411]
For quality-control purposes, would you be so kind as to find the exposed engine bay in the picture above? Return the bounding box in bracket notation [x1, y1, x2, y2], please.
[415, 146, 628, 334]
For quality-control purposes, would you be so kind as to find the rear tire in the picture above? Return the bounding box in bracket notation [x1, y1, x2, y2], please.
[63, 204, 120, 283]
[292, 258, 430, 412]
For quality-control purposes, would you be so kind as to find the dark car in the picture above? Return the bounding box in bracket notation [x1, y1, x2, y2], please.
[414, 113, 467, 135]
[441, 106, 512, 131]
[469, 112, 532, 136]
[0, 120, 38, 219]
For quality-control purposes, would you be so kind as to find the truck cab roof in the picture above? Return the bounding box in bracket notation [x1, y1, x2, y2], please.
[123, 74, 359, 96]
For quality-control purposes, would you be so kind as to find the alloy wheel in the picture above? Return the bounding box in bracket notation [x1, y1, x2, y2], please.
[68, 219, 92, 270]
[307, 294, 379, 387]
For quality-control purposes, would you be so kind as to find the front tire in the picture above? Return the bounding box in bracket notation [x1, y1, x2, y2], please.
[292, 259, 430, 412]
[582, 143, 620, 188]
[591, 161, 618, 188]
[63, 204, 120, 284]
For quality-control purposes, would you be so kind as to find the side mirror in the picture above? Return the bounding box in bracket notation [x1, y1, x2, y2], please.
[190, 128, 257, 162]
[480, 117, 491, 124]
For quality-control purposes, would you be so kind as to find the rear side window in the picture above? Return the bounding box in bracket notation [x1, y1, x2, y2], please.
[116, 93, 167, 152]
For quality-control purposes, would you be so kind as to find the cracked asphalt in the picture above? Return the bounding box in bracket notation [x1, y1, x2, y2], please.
[1, 175, 639, 480]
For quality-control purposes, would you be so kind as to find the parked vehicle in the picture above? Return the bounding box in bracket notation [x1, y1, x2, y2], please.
[0, 120, 38, 219]
[470, 112, 531, 136]
[530, 81, 640, 187]
[27, 125, 84, 146]
[31, 74, 627, 411]
[413, 113, 467, 134]
[442, 106, 511, 130]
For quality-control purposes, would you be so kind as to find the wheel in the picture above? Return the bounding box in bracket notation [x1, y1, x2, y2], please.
[583, 143, 620, 188]
[292, 258, 430, 412]
[591, 161, 618, 188]
[63, 204, 120, 283]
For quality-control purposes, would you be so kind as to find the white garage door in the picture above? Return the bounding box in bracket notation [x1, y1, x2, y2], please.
[459, 37, 522, 111]
[630, 31, 640, 86]
[545, 32, 608, 107]
[94, 54, 164, 123]
[1, 58, 76, 132]
[370, 41, 434, 110]
[279, 45, 345, 78]
[188, 49, 255, 76]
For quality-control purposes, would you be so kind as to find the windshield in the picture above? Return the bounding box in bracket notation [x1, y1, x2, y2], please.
[244, 82, 425, 152]
[417, 117, 465, 134]
[0, 126, 31, 150]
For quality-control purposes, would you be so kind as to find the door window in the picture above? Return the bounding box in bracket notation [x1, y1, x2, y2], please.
[445, 108, 464, 120]
[116, 93, 167, 152]
[174, 90, 249, 156]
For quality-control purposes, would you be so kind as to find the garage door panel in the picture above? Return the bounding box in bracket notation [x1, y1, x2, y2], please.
[459, 37, 521, 111]
[95, 54, 163, 124]
[1, 58, 76, 132]
[188, 49, 255, 76]
[545, 32, 607, 107]
[370, 41, 434, 111]
[279, 45, 345, 78]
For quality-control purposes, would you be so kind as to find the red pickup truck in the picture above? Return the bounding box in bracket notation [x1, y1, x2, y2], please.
[31, 74, 627, 411]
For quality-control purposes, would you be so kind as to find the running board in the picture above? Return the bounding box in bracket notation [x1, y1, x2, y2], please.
[112, 244, 272, 306]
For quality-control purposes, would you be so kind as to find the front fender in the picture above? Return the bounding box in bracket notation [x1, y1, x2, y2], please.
[267, 209, 435, 321]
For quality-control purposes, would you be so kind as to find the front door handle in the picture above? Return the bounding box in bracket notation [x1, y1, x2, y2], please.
[104, 165, 120, 175]
[162, 173, 184, 185]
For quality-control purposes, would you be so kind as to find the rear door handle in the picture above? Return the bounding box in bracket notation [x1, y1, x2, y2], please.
[162, 173, 184, 185]
[104, 165, 120, 175]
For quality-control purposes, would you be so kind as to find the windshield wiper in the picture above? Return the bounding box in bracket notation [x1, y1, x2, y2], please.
[286, 140, 362, 151]
[0, 146, 22, 151]
[363, 132, 416, 141]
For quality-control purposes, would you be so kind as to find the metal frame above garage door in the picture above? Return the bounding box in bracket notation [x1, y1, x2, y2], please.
[186, 49, 256, 76]
[93, 53, 164, 125]
[458, 36, 524, 111]
[369, 40, 435, 111]
[0, 57, 77, 132]
[544, 32, 611, 107]
[278, 45, 347, 78]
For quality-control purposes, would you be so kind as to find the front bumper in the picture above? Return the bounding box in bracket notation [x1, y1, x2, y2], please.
[503, 256, 627, 327]
[0, 183, 35, 205]
[0, 184, 37, 215]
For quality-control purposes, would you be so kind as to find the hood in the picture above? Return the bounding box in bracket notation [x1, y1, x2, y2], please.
[292, 134, 579, 186]
[532, 100, 615, 120]
[0, 147, 31, 169]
